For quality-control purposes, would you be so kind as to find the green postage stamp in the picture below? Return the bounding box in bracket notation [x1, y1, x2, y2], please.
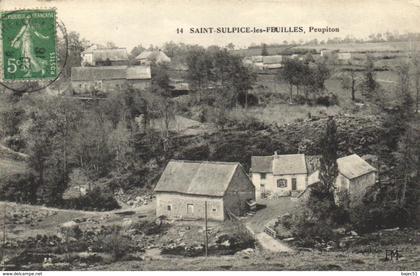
[1, 9, 57, 81]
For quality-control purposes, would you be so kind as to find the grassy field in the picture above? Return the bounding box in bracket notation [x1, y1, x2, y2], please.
[92, 245, 420, 271]
[1, 200, 419, 271]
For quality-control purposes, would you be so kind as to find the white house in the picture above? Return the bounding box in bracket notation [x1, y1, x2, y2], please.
[307, 154, 377, 206]
[250, 153, 308, 199]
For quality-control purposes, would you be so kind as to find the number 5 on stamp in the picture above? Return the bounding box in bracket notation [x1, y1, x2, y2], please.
[1, 9, 57, 81]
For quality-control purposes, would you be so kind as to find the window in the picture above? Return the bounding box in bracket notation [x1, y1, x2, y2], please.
[277, 179, 287, 188]
[167, 205, 171, 211]
[187, 204, 194, 214]
[260, 184, 265, 188]
[260, 173, 266, 180]
[212, 208, 217, 212]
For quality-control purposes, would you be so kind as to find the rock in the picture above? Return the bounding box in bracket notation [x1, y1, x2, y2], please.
[350, 231, 358, 236]
[333, 227, 346, 235]
[122, 218, 133, 228]
[61, 221, 78, 228]
[382, 227, 400, 232]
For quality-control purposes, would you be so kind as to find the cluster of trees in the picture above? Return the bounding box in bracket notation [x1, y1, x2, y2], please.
[184, 46, 256, 127]
[279, 57, 331, 104]
[0, 89, 168, 208]
[284, 113, 419, 246]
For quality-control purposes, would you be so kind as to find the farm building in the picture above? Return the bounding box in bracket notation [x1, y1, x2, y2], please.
[250, 153, 308, 199]
[337, 52, 352, 60]
[262, 55, 283, 69]
[154, 160, 255, 221]
[81, 47, 129, 67]
[71, 65, 151, 95]
[307, 154, 377, 206]
[135, 50, 171, 65]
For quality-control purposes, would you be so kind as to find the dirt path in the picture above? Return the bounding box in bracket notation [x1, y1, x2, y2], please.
[255, 232, 293, 253]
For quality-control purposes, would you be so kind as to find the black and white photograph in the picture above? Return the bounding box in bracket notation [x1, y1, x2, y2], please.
[0, 0, 419, 272]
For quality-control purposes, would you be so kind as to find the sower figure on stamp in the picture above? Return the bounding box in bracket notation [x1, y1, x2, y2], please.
[11, 14, 49, 77]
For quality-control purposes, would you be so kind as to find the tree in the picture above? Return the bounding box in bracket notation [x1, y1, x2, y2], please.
[280, 59, 301, 103]
[58, 31, 87, 80]
[129, 44, 146, 64]
[341, 67, 358, 101]
[410, 45, 420, 113]
[226, 43, 235, 51]
[361, 55, 377, 98]
[316, 117, 339, 204]
[20, 96, 83, 204]
[261, 43, 269, 56]
[106, 41, 118, 49]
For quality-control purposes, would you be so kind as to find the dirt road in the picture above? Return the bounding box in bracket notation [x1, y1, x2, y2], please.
[255, 232, 294, 252]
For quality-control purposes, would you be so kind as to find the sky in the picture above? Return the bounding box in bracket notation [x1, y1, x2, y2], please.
[1, 0, 420, 51]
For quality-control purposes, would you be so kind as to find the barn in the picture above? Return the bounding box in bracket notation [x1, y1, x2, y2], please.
[71, 65, 151, 95]
[81, 47, 129, 67]
[154, 160, 255, 221]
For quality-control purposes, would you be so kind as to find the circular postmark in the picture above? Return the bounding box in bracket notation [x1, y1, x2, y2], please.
[0, 9, 69, 93]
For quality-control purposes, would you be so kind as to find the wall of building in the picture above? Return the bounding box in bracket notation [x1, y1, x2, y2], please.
[224, 166, 255, 216]
[72, 79, 127, 95]
[128, 79, 151, 91]
[156, 192, 225, 221]
[335, 172, 376, 207]
[95, 60, 128, 66]
[252, 172, 307, 199]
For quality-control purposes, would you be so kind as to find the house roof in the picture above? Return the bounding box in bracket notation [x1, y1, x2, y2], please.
[263, 55, 282, 64]
[337, 154, 377, 179]
[250, 156, 272, 173]
[71, 65, 151, 81]
[154, 160, 241, 197]
[273, 154, 307, 175]
[91, 48, 129, 62]
[135, 50, 171, 63]
[251, 154, 307, 175]
[71, 66, 127, 81]
[126, 66, 151, 79]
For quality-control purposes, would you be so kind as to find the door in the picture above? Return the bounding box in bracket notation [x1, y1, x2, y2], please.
[292, 178, 297, 190]
[187, 204, 194, 215]
[260, 184, 265, 198]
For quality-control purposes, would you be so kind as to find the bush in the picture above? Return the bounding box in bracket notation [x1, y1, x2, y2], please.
[0, 172, 35, 203]
[350, 201, 411, 233]
[315, 94, 339, 107]
[62, 187, 120, 211]
[101, 226, 132, 260]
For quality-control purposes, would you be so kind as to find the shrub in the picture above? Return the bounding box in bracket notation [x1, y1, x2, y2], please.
[0, 172, 35, 203]
[349, 201, 411, 233]
[316, 94, 339, 107]
[62, 187, 120, 211]
[101, 226, 132, 260]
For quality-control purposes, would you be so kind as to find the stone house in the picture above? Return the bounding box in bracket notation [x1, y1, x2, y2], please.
[81, 47, 129, 67]
[250, 153, 308, 200]
[71, 65, 151, 95]
[135, 50, 171, 65]
[154, 160, 255, 221]
[307, 154, 377, 206]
